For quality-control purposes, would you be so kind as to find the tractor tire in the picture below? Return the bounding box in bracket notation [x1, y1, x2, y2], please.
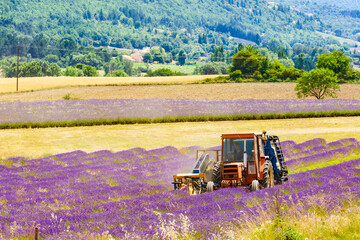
[206, 181, 214, 192]
[251, 180, 260, 192]
[212, 161, 221, 186]
[261, 160, 274, 188]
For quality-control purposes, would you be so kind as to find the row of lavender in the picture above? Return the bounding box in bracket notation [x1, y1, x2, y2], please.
[281, 138, 360, 171]
[0, 138, 359, 239]
[1, 99, 360, 123]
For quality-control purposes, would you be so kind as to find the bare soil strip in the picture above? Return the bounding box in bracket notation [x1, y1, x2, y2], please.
[1, 82, 359, 101]
[1, 117, 359, 159]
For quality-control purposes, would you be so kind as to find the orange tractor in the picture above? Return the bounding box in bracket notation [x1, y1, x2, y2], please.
[172, 131, 288, 194]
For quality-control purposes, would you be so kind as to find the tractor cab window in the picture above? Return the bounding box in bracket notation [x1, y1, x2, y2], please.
[222, 138, 254, 164]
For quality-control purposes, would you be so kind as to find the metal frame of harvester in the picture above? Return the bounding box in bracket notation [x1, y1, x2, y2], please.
[172, 131, 288, 194]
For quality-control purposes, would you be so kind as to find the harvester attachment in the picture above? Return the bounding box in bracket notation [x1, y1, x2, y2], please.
[172, 150, 221, 195]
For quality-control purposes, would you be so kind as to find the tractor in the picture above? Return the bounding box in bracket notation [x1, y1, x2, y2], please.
[172, 131, 288, 194]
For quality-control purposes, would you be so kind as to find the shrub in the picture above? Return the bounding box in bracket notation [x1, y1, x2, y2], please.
[145, 68, 185, 77]
[110, 70, 128, 77]
[281, 67, 304, 81]
[44, 54, 59, 63]
[229, 70, 242, 80]
[195, 62, 229, 75]
[63, 66, 84, 77]
[46, 63, 61, 76]
[83, 65, 98, 77]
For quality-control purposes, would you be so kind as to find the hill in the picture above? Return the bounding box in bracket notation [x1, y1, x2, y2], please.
[274, 0, 360, 41]
[0, 0, 341, 55]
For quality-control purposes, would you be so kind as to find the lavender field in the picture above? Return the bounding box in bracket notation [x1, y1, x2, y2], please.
[1, 138, 360, 239]
[1, 99, 360, 124]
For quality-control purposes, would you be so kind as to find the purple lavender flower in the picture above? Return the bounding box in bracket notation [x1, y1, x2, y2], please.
[1, 138, 360, 239]
[1, 99, 360, 123]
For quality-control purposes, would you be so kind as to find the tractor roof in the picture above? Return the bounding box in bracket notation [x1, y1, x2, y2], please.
[221, 133, 261, 139]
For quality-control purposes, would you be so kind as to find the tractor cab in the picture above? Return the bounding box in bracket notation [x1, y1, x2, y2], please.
[218, 131, 288, 190]
[220, 133, 261, 188]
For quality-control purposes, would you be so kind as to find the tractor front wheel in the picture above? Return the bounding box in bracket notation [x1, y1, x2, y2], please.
[212, 161, 221, 186]
[261, 160, 274, 188]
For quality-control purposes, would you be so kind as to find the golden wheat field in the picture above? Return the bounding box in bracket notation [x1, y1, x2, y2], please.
[1, 81, 359, 101]
[0, 75, 219, 93]
[1, 117, 359, 159]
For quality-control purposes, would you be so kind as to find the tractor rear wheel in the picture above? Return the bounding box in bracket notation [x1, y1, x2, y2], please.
[212, 161, 221, 186]
[251, 180, 260, 191]
[261, 160, 274, 188]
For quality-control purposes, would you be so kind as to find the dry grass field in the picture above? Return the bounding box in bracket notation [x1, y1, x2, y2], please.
[1, 82, 359, 101]
[0, 75, 219, 93]
[1, 117, 359, 159]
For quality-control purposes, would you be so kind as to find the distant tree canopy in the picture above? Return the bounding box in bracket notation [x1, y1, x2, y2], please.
[145, 68, 186, 77]
[4, 60, 61, 78]
[0, 0, 355, 63]
[228, 45, 305, 82]
[194, 62, 229, 75]
[177, 50, 186, 65]
[316, 51, 350, 75]
[230, 45, 263, 75]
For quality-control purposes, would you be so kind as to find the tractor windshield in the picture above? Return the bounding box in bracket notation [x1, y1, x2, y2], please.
[222, 138, 255, 164]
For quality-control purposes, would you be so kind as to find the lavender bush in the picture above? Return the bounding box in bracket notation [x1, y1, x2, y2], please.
[1, 99, 360, 124]
[0, 138, 360, 239]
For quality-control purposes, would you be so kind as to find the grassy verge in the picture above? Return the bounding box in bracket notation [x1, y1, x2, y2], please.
[247, 205, 360, 240]
[2, 109, 360, 129]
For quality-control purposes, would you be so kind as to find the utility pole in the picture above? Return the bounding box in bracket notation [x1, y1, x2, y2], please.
[16, 43, 19, 91]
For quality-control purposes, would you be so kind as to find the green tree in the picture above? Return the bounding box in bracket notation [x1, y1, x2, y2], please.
[143, 52, 153, 63]
[103, 62, 110, 76]
[210, 45, 225, 62]
[295, 68, 339, 99]
[111, 69, 128, 77]
[123, 60, 133, 76]
[230, 45, 262, 76]
[64, 66, 83, 76]
[20, 61, 48, 77]
[316, 51, 350, 75]
[295, 53, 305, 70]
[150, 47, 165, 63]
[83, 65, 98, 76]
[111, 49, 118, 57]
[46, 63, 61, 76]
[194, 62, 229, 75]
[57, 37, 77, 58]
[259, 57, 271, 75]
[177, 50, 186, 65]
[28, 34, 48, 59]
[44, 54, 59, 63]
[146, 68, 185, 76]
[229, 70, 242, 80]
[71, 52, 103, 68]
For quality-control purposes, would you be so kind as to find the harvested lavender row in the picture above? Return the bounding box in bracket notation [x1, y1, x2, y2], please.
[281, 138, 358, 159]
[1, 99, 360, 123]
[0, 139, 360, 239]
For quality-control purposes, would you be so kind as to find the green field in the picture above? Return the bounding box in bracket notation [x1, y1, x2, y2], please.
[134, 62, 202, 75]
